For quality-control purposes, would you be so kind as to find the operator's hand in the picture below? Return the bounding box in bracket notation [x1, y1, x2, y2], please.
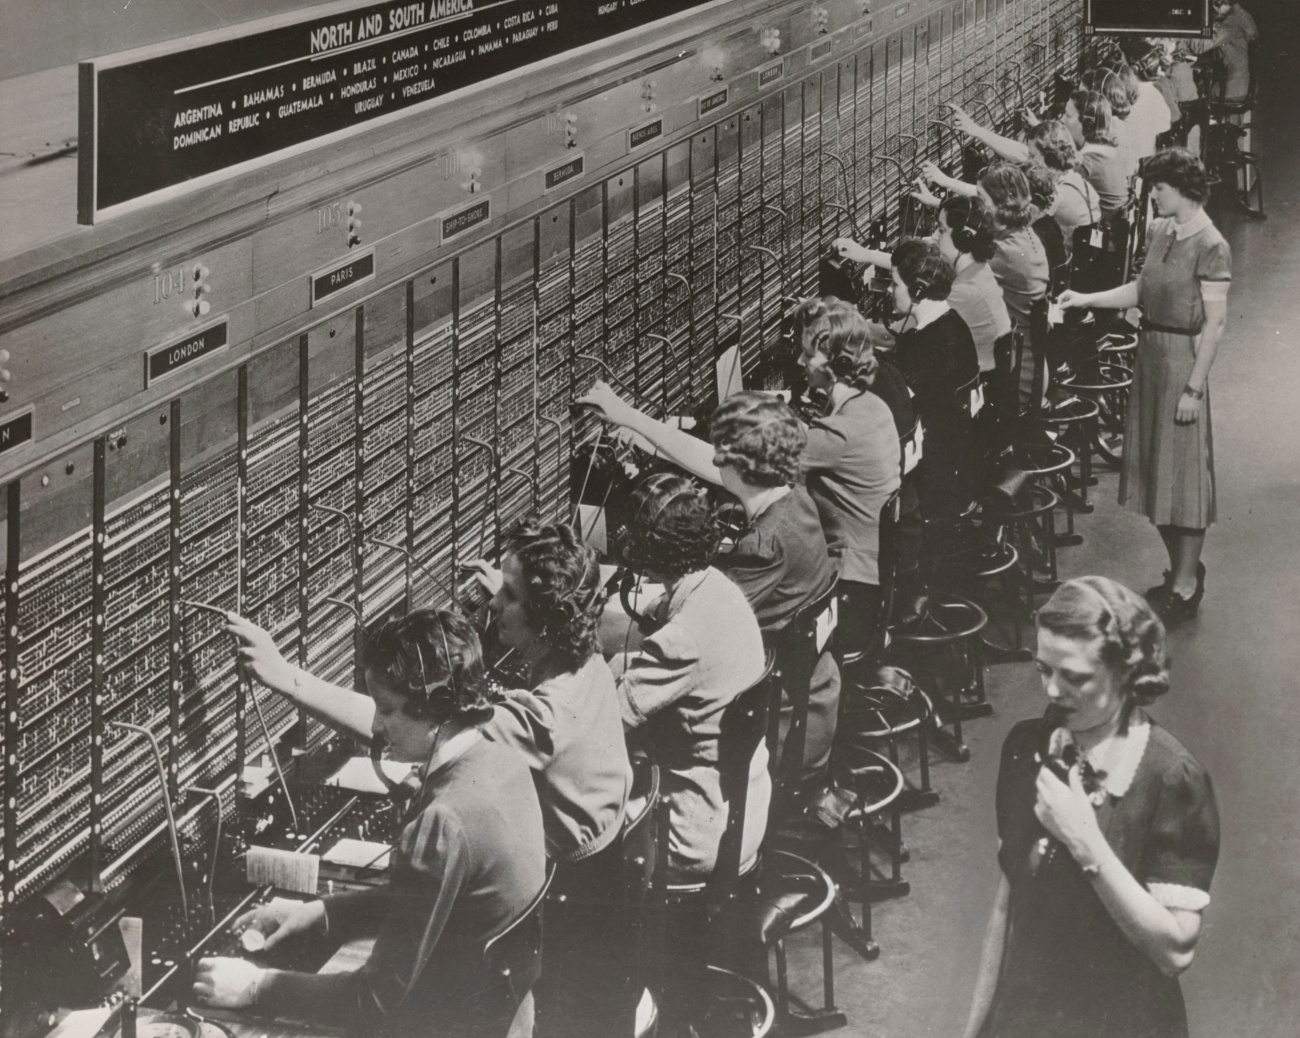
[1056, 289, 1090, 310]
[947, 103, 980, 136]
[223, 614, 297, 695]
[919, 160, 949, 187]
[911, 178, 941, 208]
[575, 380, 638, 428]
[463, 559, 503, 597]
[832, 237, 872, 264]
[231, 897, 326, 952]
[192, 957, 266, 1009]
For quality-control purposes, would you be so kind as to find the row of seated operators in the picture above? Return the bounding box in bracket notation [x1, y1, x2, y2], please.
[180, 35, 1248, 1035]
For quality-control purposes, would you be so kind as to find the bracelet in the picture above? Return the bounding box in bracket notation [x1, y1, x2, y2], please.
[1182, 386, 1204, 400]
[1079, 861, 1102, 879]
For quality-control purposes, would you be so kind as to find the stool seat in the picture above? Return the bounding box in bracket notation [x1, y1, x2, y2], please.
[1039, 395, 1101, 426]
[738, 849, 837, 947]
[1010, 441, 1076, 478]
[693, 965, 777, 1037]
[1060, 362, 1131, 467]
[891, 593, 989, 644]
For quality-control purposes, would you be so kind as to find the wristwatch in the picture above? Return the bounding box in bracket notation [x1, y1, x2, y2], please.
[1183, 386, 1204, 400]
[1079, 860, 1102, 879]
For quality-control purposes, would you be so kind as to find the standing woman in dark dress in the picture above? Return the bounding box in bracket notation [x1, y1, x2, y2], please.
[964, 577, 1219, 1038]
[1059, 150, 1229, 622]
[888, 239, 981, 519]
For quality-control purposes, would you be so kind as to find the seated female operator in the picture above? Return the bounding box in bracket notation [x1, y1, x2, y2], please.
[194, 610, 547, 1037]
[221, 519, 630, 874]
[833, 195, 1011, 374]
[791, 297, 902, 661]
[888, 239, 982, 519]
[918, 162, 1049, 337]
[609, 472, 770, 880]
[578, 388, 842, 799]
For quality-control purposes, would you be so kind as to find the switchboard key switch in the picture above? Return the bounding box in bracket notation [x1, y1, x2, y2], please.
[363, 416, 406, 470]
[573, 290, 603, 325]
[537, 311, 571, 349]
[361, 374, 407, 426]
[307, 398, 354, 458]
[364, 442, 408, 496]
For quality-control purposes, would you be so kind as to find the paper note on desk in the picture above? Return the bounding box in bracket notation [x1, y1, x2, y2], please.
[326, 755, 415, 795]
[323, 837, 391, 871]
[247, 846, 320, 894]
[43, 1009, 112, 1038]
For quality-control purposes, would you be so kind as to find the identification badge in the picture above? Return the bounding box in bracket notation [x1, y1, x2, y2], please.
[969, 383, 985, 417]
[1090, 227, 1105, 249]
[1048, 301, 1064, 327]
[903, 422, 925, 473]
[815, 598, 838, 654]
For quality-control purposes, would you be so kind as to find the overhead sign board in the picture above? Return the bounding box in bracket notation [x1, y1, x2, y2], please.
[78, 0, 719, 223]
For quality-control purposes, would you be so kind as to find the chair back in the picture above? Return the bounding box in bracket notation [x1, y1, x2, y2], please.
[871, 491, 903, 658]
[621, 758, 662, 903]
[953, 371, 985, 423]
[709, 653, 776, 903]
[763, 591, 838, 793]
[481, 862, 556, 1036]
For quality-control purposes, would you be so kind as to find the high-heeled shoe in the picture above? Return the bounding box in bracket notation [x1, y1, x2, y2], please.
[1158, 563, 1206, 625]
[1145, 571, 1172, 602]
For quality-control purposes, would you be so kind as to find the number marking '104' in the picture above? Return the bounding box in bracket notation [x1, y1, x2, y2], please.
[153, 265, 191, 304]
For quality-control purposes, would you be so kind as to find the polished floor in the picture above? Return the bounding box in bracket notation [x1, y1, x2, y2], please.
[784, 6, 1300, 1035]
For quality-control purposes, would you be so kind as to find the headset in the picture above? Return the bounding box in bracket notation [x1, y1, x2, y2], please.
[617, 472, 721, 634]
[947, 196, 992, 257]
[369, 611, 460, 801]
[827, 320, 873, 383]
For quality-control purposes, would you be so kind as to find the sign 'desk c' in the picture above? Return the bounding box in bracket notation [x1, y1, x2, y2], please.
[78, 0, 716, 223]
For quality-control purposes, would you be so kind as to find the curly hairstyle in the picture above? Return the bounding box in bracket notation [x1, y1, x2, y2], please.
[1026, 119, 1080, 173]
[506, 517, 604, 672]
[891, 238, 954, 302]
[618, 472, 718, 579]
[794, 297, 883, 390]
[940, 195, 999, 262]
[979, 163, 1035, 230]
[1024, 163, 1058, 213]
[1143, 147, 1209, 204]
[1071, 88, 1118, 147]
[1036, 576, 1169, 727]
[710, 391, 806, 488]
[362, 608, 493, 724]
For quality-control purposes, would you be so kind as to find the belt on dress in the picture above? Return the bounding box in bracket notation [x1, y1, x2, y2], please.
[1140, 319, 1202, 336]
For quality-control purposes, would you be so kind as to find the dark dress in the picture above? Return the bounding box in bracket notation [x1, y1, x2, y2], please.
[719, 487, 840, 788]
[894, 309, 981, 518]
[981, 715, 1220, 1038]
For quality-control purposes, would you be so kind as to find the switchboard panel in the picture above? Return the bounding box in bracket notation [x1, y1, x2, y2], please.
[0, 0, 1086, 944]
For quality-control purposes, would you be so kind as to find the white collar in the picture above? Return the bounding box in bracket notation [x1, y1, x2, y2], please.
[912, 299, 951, 330]
[1170, 208, 1212, 240]
[1080, 142, 1118, 156]
[1090, 717, 1151, 798]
